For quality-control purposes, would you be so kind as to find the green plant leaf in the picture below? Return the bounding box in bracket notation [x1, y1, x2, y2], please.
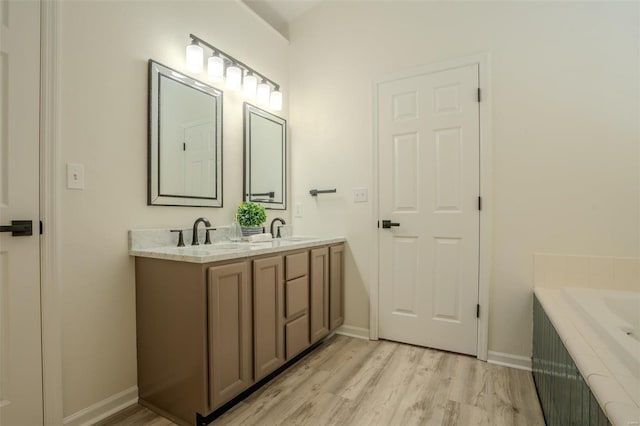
[236, 202, 267, 227]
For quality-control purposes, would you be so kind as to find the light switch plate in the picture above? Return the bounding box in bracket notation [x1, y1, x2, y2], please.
[67, 163, 85, 190]
[353, 187, 368, 203]
[294, 202, 304, 218]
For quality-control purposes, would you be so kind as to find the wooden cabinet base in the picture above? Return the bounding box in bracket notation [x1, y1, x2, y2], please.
[310, 247, 330, 343]
[135, 258, 210, 424]
[194, 339, 326, 426]
[253, 256, 285, 381]
[135, 243, 344, 426]
[329, 244, 345, 330]
[208, 262, 252, 409]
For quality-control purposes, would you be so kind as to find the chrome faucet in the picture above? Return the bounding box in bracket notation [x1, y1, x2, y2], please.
[270, 217, 286, 238]
[191, 217, 211, 245]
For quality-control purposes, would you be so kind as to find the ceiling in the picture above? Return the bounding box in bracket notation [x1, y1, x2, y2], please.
[263, 0, 323, 22]
[242, 0, 323, 39]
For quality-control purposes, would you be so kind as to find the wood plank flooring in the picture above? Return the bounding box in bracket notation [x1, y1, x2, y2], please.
[97, 335, 544, 426]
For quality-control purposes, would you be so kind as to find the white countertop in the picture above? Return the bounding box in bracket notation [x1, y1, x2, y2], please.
[129, 235, 346, 264]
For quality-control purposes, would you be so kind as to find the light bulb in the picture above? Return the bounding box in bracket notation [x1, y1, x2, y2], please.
[243, 74, 258, 99]
[226, 65, 242, 91]
[185, 41, 203, 73]
[257, 81, 271, 105]
[207, 55, 224, 83]
[270, 89, 283, 111]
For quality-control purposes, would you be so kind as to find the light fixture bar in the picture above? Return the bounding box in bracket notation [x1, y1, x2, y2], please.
[189, 34, 279, 89]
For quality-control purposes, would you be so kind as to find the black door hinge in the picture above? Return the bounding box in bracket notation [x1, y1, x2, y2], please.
[476, 304, 480, 318]
[477, 88, 481, 102]
[183, 142, 186, 151]
[377, 220, 380, 228]
[478, 196, 482, 211]
[40, 220, 43, 235]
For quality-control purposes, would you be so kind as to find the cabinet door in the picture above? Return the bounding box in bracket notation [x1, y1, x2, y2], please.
[286, 314, 309, 359]
[285, 276, 308, 318]
[208, 262, 252, 410]
[310, 247, 330, 343]
[329, 244, 345, 330]
[286, 251, 308, 280]
[253, 256, 285, 381]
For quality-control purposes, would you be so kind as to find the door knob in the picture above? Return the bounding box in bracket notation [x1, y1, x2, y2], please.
[0, 220, 33, 236]
[381, 220, 400, 229]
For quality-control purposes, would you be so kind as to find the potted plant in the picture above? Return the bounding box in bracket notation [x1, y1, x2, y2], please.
[236, 202, 267, 236]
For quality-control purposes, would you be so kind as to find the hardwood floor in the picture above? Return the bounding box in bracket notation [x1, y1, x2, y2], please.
[98, 335, 544, 426]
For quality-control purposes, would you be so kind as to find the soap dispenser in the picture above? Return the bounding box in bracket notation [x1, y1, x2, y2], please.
[229, 214, 243, 242]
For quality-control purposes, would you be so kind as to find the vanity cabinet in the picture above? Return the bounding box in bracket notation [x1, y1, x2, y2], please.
[134, 242, 344, 426]
[310, 247, 330, 343]
[284, 251, 310, 358]
[135, 258, 252, 424]
[329, 244, 345, 330]
[252, 256, 285, 381]
[208, 262, 253, 409]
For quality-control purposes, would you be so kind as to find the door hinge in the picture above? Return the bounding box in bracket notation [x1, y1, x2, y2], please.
[478, 196, 482, 211]
[40, 221, 43, 235]
[183, 142, 186, 151]
[377, 220, 380, 229]
[476, 304, 480, 318]
[477, 88, 481, 102]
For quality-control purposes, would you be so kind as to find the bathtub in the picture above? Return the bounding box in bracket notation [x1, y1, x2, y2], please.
[562, 287, 640, 380]
[534, 287, 640, 425]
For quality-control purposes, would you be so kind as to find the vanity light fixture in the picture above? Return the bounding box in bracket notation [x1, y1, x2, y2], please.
[185, 40, 204, 73]
[256, 80, 271, 106]
[207, 54, 224, 83]
[243, 74, 258, 99]
[185, 34, 283, 111]
[226, 64, 242, 91]
[270, 87, 283, 111]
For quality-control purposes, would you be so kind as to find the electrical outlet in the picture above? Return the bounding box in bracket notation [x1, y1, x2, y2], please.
[294, 202, 304, 218]
[353, 187, 368, 203]
[67, 163, 85, 190]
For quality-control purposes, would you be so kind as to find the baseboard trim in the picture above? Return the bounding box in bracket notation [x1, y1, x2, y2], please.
[63, 386, 138, 426]
[487, 350, 532, 371]
[335, 325, 370, 340]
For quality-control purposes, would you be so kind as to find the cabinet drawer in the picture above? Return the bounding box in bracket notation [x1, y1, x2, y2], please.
[285, 314, 309, 359]
[286, 276, 308, 318]
[286, 252, 308, 281]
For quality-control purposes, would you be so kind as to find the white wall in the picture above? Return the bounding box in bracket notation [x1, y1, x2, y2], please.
[58, 0, 288, 416]
[288, 2, 640, 358]
[534, 253, 639, 291]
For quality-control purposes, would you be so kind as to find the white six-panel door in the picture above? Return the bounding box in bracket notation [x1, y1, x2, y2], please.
[378, 64, 480, 356]
[0, 1, 43, 424]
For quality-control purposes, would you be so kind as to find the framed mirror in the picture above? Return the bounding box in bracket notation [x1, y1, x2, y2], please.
[148, 60, 223, 207]
[243, 103, 286, 210]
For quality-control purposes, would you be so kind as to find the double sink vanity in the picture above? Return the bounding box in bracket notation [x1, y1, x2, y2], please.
[129, 229, 345, 425]
[139, 54, 332, 425]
